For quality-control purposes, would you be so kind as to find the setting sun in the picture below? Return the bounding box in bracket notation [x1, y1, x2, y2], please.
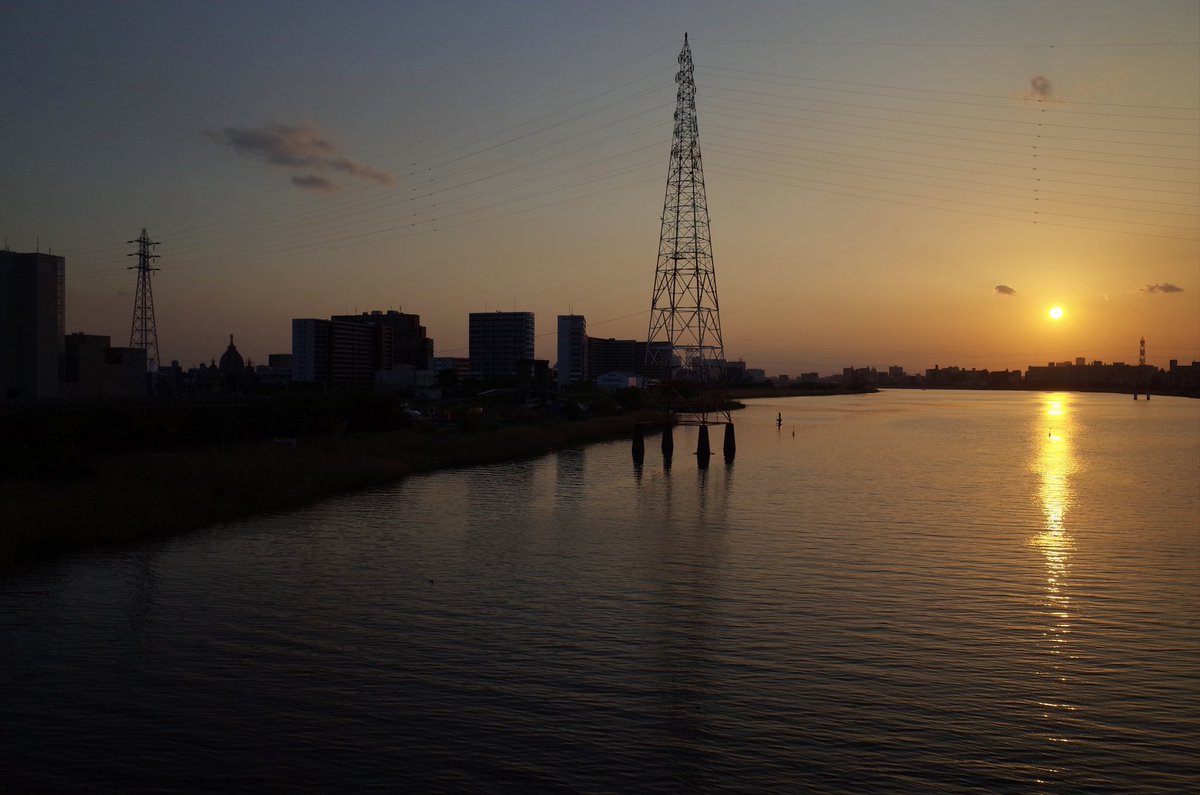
[1049, 306, 1065, 320]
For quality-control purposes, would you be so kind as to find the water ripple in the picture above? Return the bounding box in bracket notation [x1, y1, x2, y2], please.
[1, 392, 1197, 792]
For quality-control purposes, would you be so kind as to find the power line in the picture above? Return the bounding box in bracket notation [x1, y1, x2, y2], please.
[697, 64, 1200, 114]
[692, 36, 1200, 49]
[707, 162, 1199, 241]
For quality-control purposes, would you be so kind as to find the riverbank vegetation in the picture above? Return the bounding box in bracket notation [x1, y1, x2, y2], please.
[0, 392, 647, 571]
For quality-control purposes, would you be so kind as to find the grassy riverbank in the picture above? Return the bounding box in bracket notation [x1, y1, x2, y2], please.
[0, 413, 639, 571]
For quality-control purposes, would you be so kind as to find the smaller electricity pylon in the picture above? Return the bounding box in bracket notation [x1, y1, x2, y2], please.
[1134, 336, 1149, 400]
[127, 228, 161, 373]
[634, 34, 734, 470]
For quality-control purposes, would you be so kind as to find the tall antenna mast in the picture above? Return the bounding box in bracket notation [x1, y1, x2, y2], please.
[127, 228, 161, 372]
[639, 34, 733, 465]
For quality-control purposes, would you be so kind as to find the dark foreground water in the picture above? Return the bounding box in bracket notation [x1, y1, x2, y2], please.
[2, 391, 1197, 792]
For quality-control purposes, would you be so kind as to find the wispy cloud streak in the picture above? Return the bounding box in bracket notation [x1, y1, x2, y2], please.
[206, 122, 394, 190]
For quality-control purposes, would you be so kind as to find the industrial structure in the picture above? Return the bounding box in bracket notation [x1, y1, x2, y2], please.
[637, 34, 733, 467]
[127, 228, 161, 373]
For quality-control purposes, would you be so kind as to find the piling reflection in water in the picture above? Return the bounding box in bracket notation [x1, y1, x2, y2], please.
[1031, 394, 1081, 760]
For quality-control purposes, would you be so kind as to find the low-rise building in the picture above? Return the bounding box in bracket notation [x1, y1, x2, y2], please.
[60, 333, 147, 399]
[432, 356, 470, 381]
[595, 371, 642, 390]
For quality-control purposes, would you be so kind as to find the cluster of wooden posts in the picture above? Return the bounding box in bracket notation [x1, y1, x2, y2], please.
[632, 421, 735, 469]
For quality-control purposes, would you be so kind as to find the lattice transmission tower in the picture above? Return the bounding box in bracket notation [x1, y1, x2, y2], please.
[1135, 336, 1149, 400]
[127, 228, 161, 372]
[640, 33, 733, 463]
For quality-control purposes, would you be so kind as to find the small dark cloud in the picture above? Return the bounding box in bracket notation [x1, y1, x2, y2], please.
[206, 122, 394, 190]
[995, 284, 1017, 296]
[1016, 75, 1056, 103]
[1140, 283, 1184, 294]
[1029, 75, 1052, 99]
[292, 174, 335, 192]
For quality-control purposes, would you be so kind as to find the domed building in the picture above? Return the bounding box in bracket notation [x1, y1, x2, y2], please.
[219, 334, 245, 391]
[219, 335, 244, 376]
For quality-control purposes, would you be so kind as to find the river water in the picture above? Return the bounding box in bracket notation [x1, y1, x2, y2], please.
[2, 391, 1197, 792]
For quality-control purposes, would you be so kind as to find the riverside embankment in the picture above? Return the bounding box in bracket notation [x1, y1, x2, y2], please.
[1, 411, 642, 571]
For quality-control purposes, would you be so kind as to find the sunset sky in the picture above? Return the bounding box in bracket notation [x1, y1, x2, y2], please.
[2, 1, 1197, 374]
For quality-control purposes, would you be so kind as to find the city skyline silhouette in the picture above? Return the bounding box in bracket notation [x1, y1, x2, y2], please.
[2, 2, 1196, 374]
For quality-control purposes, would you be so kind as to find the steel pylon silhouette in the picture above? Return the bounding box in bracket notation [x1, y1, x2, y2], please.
[127, 228, 161, 372]
[644, 33, 730, 427]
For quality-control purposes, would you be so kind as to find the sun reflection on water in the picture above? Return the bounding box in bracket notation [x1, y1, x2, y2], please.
[1030, 394, 1080, 757]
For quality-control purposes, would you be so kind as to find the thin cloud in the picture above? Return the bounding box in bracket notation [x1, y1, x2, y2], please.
[994, 284, 1017, 296]
[1140, 283, 1184, 294]
[206, 122, 394, 190]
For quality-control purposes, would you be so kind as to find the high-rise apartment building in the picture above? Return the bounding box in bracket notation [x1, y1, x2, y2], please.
[556, 315, 587, 387]
[0, 249, 65, 399]
[292, 318, 376, 385]
[293, 309, 435, 386]
[469, 311, 534, 380]
[332, 310, 433, 370]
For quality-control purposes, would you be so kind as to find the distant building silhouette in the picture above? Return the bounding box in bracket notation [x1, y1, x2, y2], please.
[1025, 360, 1146, 390]
[1167, 359, 1200, 393]
[248, 354, 293, 389]
[581, 337, 676, 384]
[432, 356, 470, 382]
[219, 335, 246, 391]
[595, 371, 642, 390]
[0, 249, 64, 400]
[556, 315, 587, 387]
[724, 359, 747, 384]
[293, 309, 433, 388]
[61, 333, 147, 399]
[586, 337, 654, 384]
[219, 335, 244, 375]
[332, 310, 433, 370]
[469, 311, 534, 380]
[292, 318, 374, 386]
